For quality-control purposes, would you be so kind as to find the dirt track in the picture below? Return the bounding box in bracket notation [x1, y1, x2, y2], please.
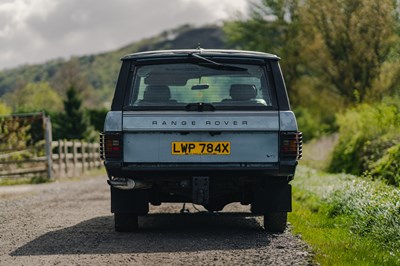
[0, 174, 312, 265]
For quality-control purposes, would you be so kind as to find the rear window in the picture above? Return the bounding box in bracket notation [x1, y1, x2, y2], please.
[127, 63, 274, 110]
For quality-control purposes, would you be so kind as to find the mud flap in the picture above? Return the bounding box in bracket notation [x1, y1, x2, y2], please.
[110, 187, 149, 215]
[251, 183, 292, 214]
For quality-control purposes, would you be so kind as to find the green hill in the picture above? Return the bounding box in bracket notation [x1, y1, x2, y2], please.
[0, 24, 226, 106]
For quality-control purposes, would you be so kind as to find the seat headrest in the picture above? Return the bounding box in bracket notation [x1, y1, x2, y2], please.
[230, 84, 257, 101]
[143, 85, 171, 102]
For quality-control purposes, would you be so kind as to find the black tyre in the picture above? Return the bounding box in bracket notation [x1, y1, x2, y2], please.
[114, 213, 138, 232]
[263, 212, 287, 233]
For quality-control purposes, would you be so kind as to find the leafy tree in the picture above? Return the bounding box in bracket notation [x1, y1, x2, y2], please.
[225, 0, 400, 105]
[51, 58, 89, 95]
[2, 82, 62, 113]
[224, 0, 340, 135]
[51, 58, 100, 108]
[224, 0, 302, 94]
[303, 0, 400, 104]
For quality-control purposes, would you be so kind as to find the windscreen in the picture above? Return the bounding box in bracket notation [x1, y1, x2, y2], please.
[128, 63, 274, 110]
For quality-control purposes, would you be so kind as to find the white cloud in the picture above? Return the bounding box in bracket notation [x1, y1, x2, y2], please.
[184, 0, 247, 19]
[0, 0, 248, 70]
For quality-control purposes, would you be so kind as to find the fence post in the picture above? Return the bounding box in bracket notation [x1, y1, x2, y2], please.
[93, 144, 97, 168]
[58, 139, 62, 175]
[81, 140, 86, 174]
[44, 116, 53, 179]
[98, 144, 101, 168]
[89, 143, 94, 170]
[73, 140, 77, 176]
[64, 139, 68, 175]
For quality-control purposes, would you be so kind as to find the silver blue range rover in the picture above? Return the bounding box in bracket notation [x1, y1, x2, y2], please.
[100, 49, 302, 232]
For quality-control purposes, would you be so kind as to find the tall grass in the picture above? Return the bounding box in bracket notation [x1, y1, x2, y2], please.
[292, 166, 400, 264]
[327, 179, 400, 252]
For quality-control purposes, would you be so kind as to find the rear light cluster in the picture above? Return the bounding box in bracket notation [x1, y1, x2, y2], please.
[100, 132, 122, 160]
[280, 131, 303, 160]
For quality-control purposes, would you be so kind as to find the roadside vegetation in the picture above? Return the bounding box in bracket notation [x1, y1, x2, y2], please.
[289, 138, 400, 264]
[290, 166, 400, 265]
[329, 99, 400, 186]
[225, 0, 400, 264]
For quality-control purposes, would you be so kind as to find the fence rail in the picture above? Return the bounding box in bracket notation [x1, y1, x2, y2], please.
[52, 140, 101, 177]
[0, 140, 102, 179]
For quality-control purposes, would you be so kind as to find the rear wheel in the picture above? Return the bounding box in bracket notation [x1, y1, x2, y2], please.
[114, 213, 138, 232]
[263, 212, 287, 233]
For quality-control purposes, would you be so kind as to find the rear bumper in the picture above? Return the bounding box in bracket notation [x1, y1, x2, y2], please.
[104, 161, 297, 179]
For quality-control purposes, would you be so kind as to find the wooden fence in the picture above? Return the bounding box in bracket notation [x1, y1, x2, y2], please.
[0, 113, 102, 179]
[0, 140, 102, 179]
[51, 140, 101, 177]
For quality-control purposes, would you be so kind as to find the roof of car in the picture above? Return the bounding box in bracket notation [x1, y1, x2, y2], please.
[121, 49, 280, 61]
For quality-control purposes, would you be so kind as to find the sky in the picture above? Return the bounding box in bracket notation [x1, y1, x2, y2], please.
[0, 0, 249, 70]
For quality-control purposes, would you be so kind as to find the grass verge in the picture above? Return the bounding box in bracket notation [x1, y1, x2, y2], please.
[0, 168, 106, 186]
[289, 166, 400, 265]
[0, 175, 51, 186]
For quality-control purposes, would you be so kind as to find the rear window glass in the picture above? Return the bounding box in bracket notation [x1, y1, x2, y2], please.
[128, 63, 274, 110]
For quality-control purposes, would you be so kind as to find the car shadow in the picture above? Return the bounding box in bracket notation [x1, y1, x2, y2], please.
[11, 212, 271, 256]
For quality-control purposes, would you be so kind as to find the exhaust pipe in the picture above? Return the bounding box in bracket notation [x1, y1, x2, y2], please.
[107, 178, 151, 190]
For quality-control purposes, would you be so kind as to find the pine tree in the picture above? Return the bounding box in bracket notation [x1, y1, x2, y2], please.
[59, 86, 90, 140]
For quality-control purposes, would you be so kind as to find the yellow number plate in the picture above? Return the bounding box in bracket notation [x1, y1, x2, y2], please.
[172, 142, 230, 155]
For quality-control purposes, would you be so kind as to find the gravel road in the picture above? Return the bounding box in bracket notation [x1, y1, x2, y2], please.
[0, 174, 313, 265]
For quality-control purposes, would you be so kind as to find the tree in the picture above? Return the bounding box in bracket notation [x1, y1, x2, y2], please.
[51, 58, 88, 95]
[224, 0, 303, 95]
[224, 0, 400, 105]
[51, 58, 100, 108]
[2, 82, 62, 113]
[56, 86, 93, 140]
[303, 0, 400, 104]
[86, 108, 108, 132]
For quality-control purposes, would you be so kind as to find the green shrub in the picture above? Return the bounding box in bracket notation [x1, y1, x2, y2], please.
[329, 99, 400, 183]
[0, 102, 11, 115]
[294, 107, 333, 142]
[0, 116, 31, 152]
[371, 144, 400, 186]
[329, 132, 365, 174]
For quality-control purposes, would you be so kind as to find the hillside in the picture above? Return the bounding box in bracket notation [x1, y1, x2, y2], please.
[0, 24, 226, 105]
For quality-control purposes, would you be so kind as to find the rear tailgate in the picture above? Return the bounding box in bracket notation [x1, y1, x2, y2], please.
[122, 111, 279, 164]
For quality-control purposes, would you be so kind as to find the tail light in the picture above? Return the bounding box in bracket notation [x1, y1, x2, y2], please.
[100, 132, 122, 160]
[280, 131, 302, 160]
